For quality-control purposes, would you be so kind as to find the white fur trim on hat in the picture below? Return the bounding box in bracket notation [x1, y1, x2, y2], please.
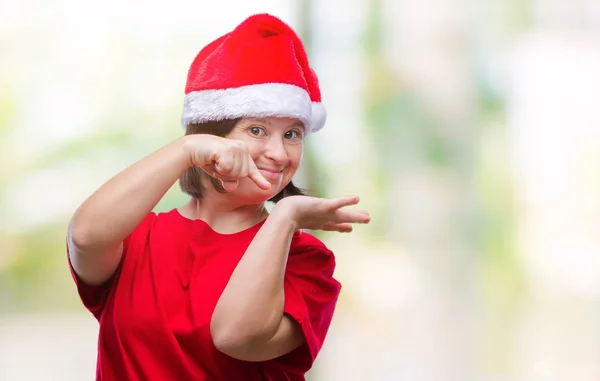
[181, 83, 326, 133]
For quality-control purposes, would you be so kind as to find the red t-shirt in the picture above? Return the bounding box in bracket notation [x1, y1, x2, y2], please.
[68, 209, 341, 381]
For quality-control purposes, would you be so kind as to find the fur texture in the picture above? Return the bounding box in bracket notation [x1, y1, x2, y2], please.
[181, 83, 326, 132]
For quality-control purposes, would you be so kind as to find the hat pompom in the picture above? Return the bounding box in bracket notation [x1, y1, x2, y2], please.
[310, 102, 327, 133]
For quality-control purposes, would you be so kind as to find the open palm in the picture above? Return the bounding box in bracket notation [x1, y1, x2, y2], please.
[276, 195, 370, 233]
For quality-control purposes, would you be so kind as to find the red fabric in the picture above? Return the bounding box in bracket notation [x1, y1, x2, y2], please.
[184, 13, 322, 103]
[68, 209, 341, 381]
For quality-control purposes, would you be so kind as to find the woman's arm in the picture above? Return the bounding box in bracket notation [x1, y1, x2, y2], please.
[210, 195, 370, 361]
[69, 133, 269, 287]
[68, 136, 194, 285]
[210, 208, 300, 361]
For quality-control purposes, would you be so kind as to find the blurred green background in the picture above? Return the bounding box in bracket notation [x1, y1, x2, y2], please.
[2, 0, 600, 380]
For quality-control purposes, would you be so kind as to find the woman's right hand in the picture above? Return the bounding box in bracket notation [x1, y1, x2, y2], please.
[185, 135, 271, 192]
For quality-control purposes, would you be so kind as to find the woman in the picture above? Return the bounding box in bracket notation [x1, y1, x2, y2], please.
[67, 13, 370, 381]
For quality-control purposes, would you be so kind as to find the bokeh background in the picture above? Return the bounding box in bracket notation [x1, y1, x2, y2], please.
[2, 0, 600, 380]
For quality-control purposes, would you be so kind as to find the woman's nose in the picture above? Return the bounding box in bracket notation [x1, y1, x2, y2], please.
[264, 138, 287, 162]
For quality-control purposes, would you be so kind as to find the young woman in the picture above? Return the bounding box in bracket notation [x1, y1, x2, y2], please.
[67, 13, 370, 381]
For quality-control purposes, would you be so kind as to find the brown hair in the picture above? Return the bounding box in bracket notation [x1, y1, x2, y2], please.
[178, 119, 306, 203]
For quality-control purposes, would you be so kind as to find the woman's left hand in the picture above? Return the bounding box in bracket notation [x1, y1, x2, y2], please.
[273, 195, 370, 233]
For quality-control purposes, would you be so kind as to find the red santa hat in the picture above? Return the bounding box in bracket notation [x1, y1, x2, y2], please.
[181, 13, 326, 133]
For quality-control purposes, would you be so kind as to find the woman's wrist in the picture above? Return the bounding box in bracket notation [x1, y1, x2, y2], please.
[180, 134, 200, 168]
[270, 199, 299, 232]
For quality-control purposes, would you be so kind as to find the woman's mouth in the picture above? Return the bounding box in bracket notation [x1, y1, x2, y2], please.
[258, 168, 283, 182]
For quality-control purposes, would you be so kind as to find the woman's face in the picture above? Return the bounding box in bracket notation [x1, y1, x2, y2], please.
[224, 116, 305, 203]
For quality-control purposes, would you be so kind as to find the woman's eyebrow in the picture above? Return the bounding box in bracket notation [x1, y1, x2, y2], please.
[288, 122, 305, 131]
[246, 118, 269, 125]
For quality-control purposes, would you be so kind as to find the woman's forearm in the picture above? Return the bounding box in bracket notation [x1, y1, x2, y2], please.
[210, 204, 296, 347]
[69, 136, 193, 253]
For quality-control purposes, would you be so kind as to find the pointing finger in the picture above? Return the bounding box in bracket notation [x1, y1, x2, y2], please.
[247, 162, 271, 190]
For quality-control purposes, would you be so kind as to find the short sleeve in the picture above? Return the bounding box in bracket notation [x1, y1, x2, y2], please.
[276, 241, 342, 373]
[67, 212, 155, 320]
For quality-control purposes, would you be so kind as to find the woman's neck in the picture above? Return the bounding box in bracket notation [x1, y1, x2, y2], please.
[178, 194, 268, 234]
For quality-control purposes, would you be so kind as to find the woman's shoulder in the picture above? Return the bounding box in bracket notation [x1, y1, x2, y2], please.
[129, 209, 187, 240]
[287, 231, 340, 291]
[289, 231, 333, 257]
[147, 208, 188, 229]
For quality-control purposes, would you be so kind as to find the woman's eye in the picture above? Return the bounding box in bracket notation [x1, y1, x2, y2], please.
[285, 130, 302, 140]
[249, 126, 265, 136]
